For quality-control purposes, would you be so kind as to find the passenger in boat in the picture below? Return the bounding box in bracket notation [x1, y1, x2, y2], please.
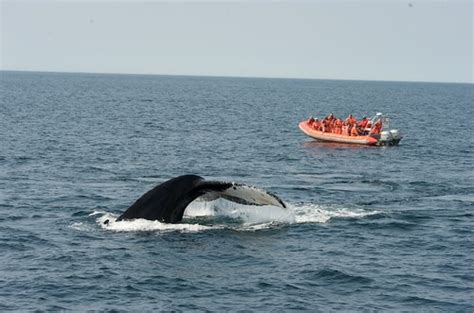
[323, 114, 332, 131]
[345, 114, 351, 124]
[356, 117, 369, 135]
[308, 116, 315, 127]
[369, 120, 382, 135]
[313, 118, 321, 131]
[346, 114, 357, 126]
[358, 117, 369, 129]
[324, 119, 331, 133]
[342, 121, 349, 136]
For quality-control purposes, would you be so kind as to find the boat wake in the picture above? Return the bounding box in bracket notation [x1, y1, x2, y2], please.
[84, 199, 381, 233]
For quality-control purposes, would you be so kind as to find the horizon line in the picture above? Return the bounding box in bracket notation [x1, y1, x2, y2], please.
[1, 69, 472, 85]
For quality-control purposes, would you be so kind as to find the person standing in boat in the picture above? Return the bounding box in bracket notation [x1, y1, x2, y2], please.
[357, 117, 369, 135]
[369, 120, 383, 135]
[358, 117, 369, 129]
[346, 114, 357, 126]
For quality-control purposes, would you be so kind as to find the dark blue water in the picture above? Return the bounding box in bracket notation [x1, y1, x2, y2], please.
[1, 71, 473, 311]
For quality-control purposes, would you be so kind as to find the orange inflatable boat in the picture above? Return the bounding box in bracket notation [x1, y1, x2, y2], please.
[299, 120, 378, 145]
[298, 113, 402, 146]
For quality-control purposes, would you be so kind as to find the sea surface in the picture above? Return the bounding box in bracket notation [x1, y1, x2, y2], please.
[1, 71, 473, 311]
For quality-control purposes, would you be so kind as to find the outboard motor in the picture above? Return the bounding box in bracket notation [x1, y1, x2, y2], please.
[390, 129, 401, 140]
[380, 131, 392, 142]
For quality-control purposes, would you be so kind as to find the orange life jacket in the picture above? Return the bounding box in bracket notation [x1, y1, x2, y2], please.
[358, 119, 368, 128]
[313, 121, 321, 130]
[370, 122, 382, 135]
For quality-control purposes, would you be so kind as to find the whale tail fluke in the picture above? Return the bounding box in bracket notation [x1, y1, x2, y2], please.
[198, 181, 287, 209]
[116, 175, 286, 224]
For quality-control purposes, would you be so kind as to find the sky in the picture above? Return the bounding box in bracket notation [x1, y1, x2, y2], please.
[1, 0, 472, 83]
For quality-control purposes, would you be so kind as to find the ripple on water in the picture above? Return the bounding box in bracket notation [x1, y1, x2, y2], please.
[300, 268, 373, 286]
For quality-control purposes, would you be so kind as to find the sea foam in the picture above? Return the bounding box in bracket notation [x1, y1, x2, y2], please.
[91, 199, 381, 233]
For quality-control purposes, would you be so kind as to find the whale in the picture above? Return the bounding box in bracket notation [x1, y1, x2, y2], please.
[115, 175, 287, 224]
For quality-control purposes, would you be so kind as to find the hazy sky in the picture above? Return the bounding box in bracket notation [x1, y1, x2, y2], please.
[1, 0, 472, 83]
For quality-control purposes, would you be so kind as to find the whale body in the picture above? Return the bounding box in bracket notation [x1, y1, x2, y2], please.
[116, 175, 286, 224]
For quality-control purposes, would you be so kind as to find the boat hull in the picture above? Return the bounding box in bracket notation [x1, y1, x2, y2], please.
[298, 121, 379, 145]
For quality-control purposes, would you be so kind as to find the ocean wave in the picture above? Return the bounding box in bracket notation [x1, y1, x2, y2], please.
[301, 268, 373, 285]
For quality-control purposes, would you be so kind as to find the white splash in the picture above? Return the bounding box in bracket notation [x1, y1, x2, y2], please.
[69, 222, 92, 231]
[291, 203, 381, 224]
[88, 199, 381, 233]
[185, 199, 296, 224]
[95, 212, 215, 233]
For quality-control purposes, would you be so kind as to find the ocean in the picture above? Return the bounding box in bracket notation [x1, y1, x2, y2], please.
[1, 71, 472, 311]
